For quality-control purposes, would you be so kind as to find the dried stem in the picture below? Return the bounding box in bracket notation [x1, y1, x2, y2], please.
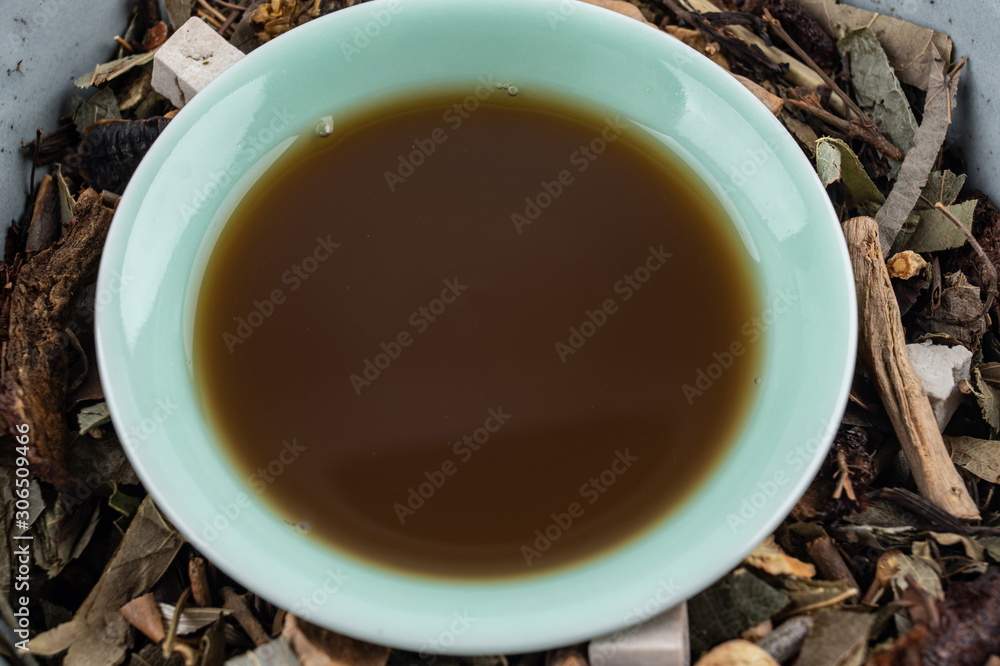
[189, 557, 212, 607]
[844, 216, 980, 520]
[162, 587, 190, 659]
[786, 98, 903, 160]
[934, 201, 997, 324]
[221, 587, 270, 646]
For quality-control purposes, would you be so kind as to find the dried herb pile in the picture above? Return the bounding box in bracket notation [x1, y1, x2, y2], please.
[2, 0, 1000, 664]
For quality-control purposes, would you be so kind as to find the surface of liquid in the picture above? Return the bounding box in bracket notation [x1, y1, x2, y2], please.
[195, 90, 761, 578]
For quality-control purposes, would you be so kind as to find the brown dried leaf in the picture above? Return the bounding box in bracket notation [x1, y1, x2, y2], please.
[26, 174, 62, 254]
[928, 532, 986, 562]
[28, 497, 184, 665]
[792, 609, 874, 666]
[915, 272, 989, 349]
[945, 436, 1000, 483]
[891, 550, 944, 601]
[119, 593, 166, 642]
[165, 0, 196, 30]
[746, 535, 817, 578]
[971, 365, 1000, 430]
[798, 0, 952, 89]
[874, 49, 963, 255]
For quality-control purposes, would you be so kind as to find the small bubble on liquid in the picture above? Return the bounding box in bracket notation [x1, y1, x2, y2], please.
[296, 521, 311, 534]
[754, 377, 762, 385]
[507, 85, 518, 96]
[315, 116, 334, 138]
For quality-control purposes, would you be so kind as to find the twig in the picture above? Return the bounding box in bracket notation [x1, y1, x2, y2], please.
[786, 98, 903, 160]
[844, 216, 980, 520]
[162, 588, 190, 659]
[880, 487, 1000, 535]
[113, 36, 135, 53]
[196, 0, 228, 23]
[934, 201, 997, 325]
[807, 533, 860, 602]
[189, 557, 212, 607]
[216, 0, 250, 36]
[221, 587, 270, 646]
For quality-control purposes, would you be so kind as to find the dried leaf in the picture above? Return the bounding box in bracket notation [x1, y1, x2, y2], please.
[798, 0, 952, 90]
[688, 568, 791, 657]
[746, 535, 817, 578]
[792, 609, 874, 666]
[782, 114, 819, 154]
[159, 603, 228, 635]
[165, 0, 196, 30]
[32, 500, 100, 580]
[892, 550, 944, 601]
[71, 89, 122, 135]
[838, 28, 918, 171]
[920, 170, 967, 208]
[28, 496, 184, 665]
[897, 200, 976, 253]
[978, 536, 1000, 563]
[120, 593, 166, 642]
[945, 436, 1000, 483]
[928, 532, 986, 562]
[74, 50, 158, 89]
[915, 272, 988, 349]
[26, 174, 62, 254]
[874, 48, 963, 255]
[971, 365, 1000, 430]
[77, 402, 110, 435]
[782, 578, 855, 611]
[109, 484, 142, 518]
[54, 165, 76, 231]
[816, 138, 884, 214]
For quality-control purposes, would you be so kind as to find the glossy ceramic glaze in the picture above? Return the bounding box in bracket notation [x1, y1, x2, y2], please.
[95, 0, 856, 652]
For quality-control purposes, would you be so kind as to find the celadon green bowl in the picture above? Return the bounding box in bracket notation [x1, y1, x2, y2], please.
[96, 0, 856, 653]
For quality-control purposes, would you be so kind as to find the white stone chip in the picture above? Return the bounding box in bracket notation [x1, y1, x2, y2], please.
[906, 340, 973, 431]
[589, 602, 690, 666]
[151, 17, 245, 108]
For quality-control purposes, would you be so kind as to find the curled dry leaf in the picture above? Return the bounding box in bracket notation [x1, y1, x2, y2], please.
[746, 535, 817, 578]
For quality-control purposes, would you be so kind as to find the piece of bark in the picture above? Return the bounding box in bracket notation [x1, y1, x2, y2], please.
[0, 189, 115, 491]
[844, 216, 980, 520]
[733, 74, 783, 116]
[189, 556, 212, 607]
[26, 174, 61, 254]
[222, 586, 270, 647]
[806, 534, 859, 602]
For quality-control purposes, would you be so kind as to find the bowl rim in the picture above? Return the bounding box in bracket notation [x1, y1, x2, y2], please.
[96, 0, 857, 653]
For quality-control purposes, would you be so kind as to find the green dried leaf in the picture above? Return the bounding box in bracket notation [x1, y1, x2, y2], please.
[874, 46, 962, 255]
[74, 50, 158, 88]
[919, 170, 967, 208]
[165, 0, 197, 30]
[838, 28, 918, 172]
[816, 137, 884, 214]
[77, 402, 111, 436]
[945, 436, 1000, 483]
[978, 536, 1000, 563]
[688, 568, 790, 657]
[970, 365, 1000, 430]
[892, 550, 944, 601]
[71, 89, 122, 135]
[799, 0, 952, 90]
[109, 483, 142, 518]
[29, 497, 183, 665]
[794, 609, 874, 666]
[895, 199, 976, 253]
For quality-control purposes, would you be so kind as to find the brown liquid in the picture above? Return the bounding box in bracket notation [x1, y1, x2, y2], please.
[194, 90, 760, 578]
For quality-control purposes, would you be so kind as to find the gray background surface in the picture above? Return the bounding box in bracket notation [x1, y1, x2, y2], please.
[0, 0, 997, 232]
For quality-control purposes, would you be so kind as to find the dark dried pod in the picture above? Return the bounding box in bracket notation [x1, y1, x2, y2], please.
[77, 116, 170, 194]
